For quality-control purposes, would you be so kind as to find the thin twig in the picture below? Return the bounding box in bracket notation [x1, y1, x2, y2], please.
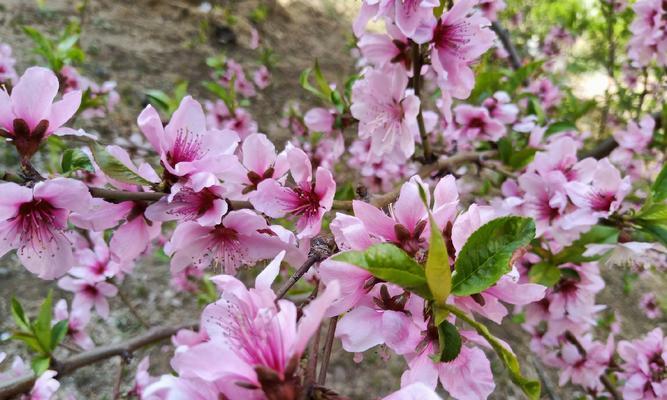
[411, 41, 432, 161]
[301, 284, 322, 400]
[491, 21, 522, 70]
[115, 282, 150, 329]
[112, 356, 125, 400]
[0, 322, 197, 399]
[276, 237, 335, 299]
[317, 316, 338, 385]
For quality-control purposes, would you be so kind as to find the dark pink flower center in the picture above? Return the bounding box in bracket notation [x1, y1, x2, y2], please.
[588, 191, 615, 212]
[433, 19, 472, 59]
[168, 128, 204, 166]
[286, 185, 322, 218]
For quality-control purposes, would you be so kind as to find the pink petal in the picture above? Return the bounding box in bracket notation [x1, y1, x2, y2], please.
[295, 280, 340, 355]
[137, 104, 165, 152]
[11, 67, 59, 130]
[48, 90, 82, 132]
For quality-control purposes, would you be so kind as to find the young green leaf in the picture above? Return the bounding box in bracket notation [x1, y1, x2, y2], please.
[651, 163, 667, 202]
[425, 215, 451, 309]
[528, 263, 562, 287]
[90, 144, 152, 186]
[11, 332, 44, 354]
[445, 304, 541, 399]
[61, 148, 94, 174]
[333, 243, 432, 299]
[552, 225, 618, 264]
[11, 298, 30, 332]
[452, 216, 535, 296]
[435, 320, 461, 363]
[34, 291, 54, 354]
[50, 320, 69, 350]
[31, 355, 51, 376]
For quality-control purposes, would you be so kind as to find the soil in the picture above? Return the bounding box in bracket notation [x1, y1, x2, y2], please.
[0, 1, 665, 399]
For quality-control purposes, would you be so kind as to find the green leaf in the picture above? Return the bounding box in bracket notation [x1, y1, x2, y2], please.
[333, 244, 431, 299]
[445, 304, 541, 399]
[145, 89, 172, 111]
[425, 215, 451, 309]
[545, 120, 577, 136]
[651, 164, 667, 202]
[50, 320, 69, 349]
[637, 222, 667, 247]
[552, 225, 619, 264]
[334, 182, 355, 201]
[34, 291, 54, 353]
[61, 148, 94, 174]
[11, 332, 43, 354]
[90, 144, 152, 186]
[636, 203, 667, 222]
[508, 147, 537, 170]
[435, 320, 461, 363]
[452, 217, 535, 296]
[313, 60, 333, 99]
[528, 263, 562, 287]
[11, 298, 30, 332]
[31, 355, 51, 375]
[56, 34, 79, 53]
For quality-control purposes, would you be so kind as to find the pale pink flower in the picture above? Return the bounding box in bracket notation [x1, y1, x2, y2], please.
[170, 253, 340, 399]
[628, 0, 667, 67]
[557, 334, 614, 392]
[58, 274, 118, 319]
[351, 65, 420, 158]
[453, 104, 506, 143]
[166, 209, 289, 274]
[69, 231, 125, 280]
[145, 184, 228, 227]
[253, 65, 271, 89]
[224, 133, 289, 197]
[71, 198, 161, 264]
[482, 91, 518, 124]
[529, 137, 597, 183]
[304, 107, 335, 133]
[353, 0, 438, 39]
[54, 299, 94, 350]
[142, 375, 219, 400]
[525, 77, 562, 110]
[402, 343, 495, 400]
[639, 293, 663, 320]
[479, 0, 506, 21]
[336, 284, 424, 355]
[28, 370, 60, 400]
[617, 328, 667, 400]
[0, 67, 82, 160]
[358, 24, 411, 69]
[383, 383, 443, 400]
[137, 96, 240, 186]
[0, 179, 91, 279]
[428, 0, 495, 119]
[613, 115, 655, 151]
[129, 357, 157, 397]
[252, 146, 335, 238]
[564, 158, 631, 225]
[0, 43, 18, 84]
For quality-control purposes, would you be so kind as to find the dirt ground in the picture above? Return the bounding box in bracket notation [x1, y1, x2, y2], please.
[0, 1, 665, 399]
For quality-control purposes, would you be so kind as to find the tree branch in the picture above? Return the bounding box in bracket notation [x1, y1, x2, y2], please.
[276, 236, 336, 299]
[491, 21, 522, 70]
[411, 41, 432, 161]
[0, 322, 197, 399]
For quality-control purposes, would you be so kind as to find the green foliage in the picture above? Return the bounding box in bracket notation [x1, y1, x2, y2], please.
[333, 243, 432, 299]
[445, 304, 541, 399]
[551, 225, 619, 264]
[528, 262, 562, 287]
[146, 81, 189, 116]
[90, 143, 152, 186]
[434, 320, 461, 363]
[61, 148, 94, 174]
[452, 217, 536, 296]
[23, 22, 84, 71]
[11, 292, 69, 374]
